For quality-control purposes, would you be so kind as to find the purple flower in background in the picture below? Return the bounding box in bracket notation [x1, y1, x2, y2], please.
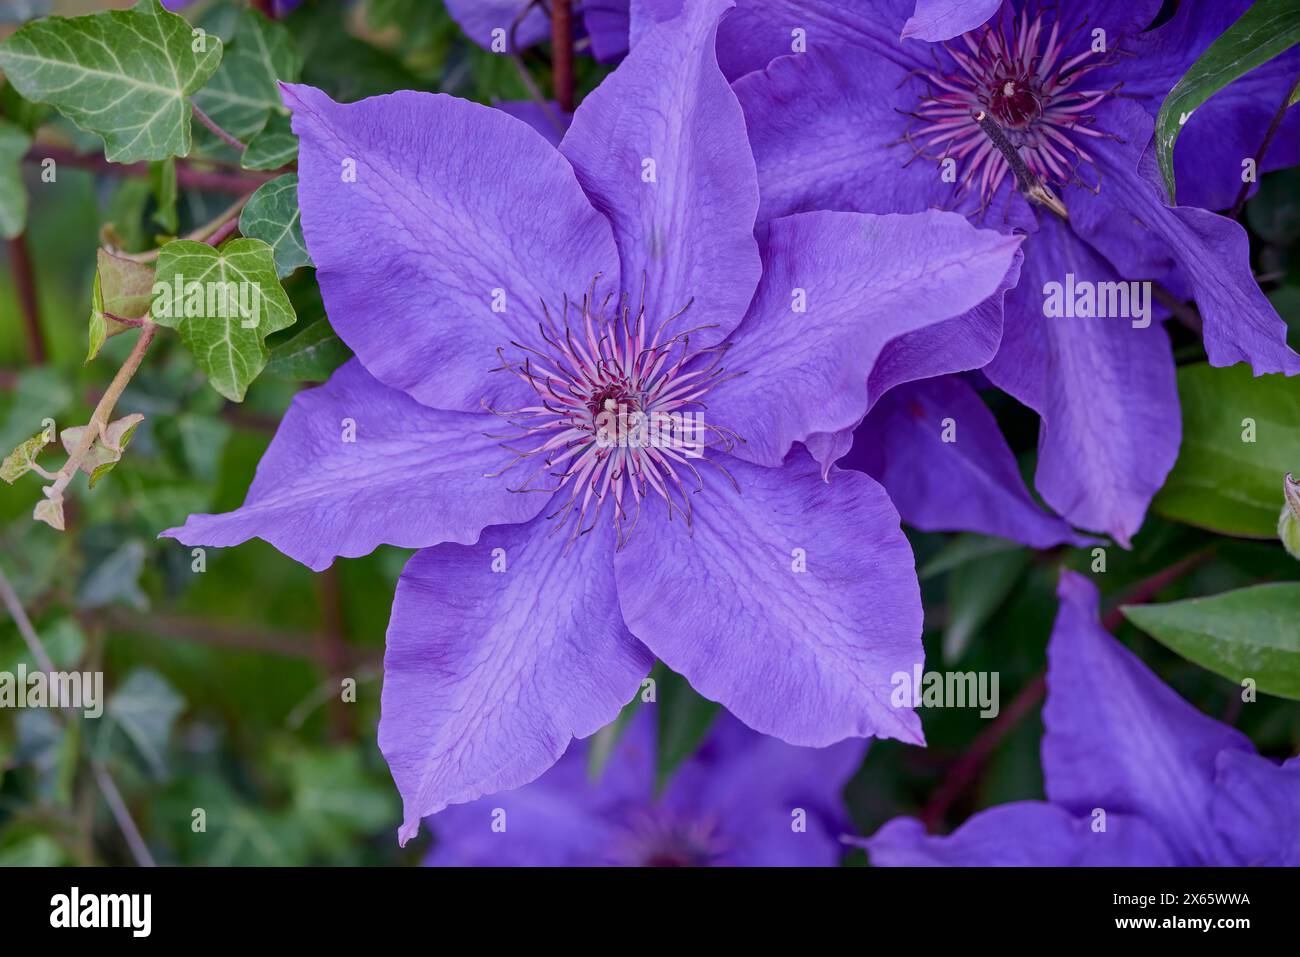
[164, 0, 1025, 842]
[427, 708, 865, 866]
[709, 0, 1300, 547]
[447, 0, 631, 62]
[858, 572, 1300, 866]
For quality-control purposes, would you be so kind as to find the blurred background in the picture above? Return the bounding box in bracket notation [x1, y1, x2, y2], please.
[0, 0, 1297, 867]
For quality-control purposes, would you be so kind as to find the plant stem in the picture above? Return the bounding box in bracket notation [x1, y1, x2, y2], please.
[24, 144, 271, 194]
[1229, 73, 1300, 220]
[8, 234, 46, 363]
[552, 0, 576, 114]
[191, 103, 248, 154]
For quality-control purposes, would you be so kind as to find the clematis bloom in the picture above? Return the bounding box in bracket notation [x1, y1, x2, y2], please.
[860, 572, 1300, 867]
[165, 0, 1024, 842]
[711, 0, 1300, 547]
[427, 708, 865, 866]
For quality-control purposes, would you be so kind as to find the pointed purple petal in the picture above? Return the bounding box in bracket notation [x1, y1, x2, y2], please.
[983, 215, 1180, 546]
[559, 0, 760, 347]
[845, 376, 1086, 548]
[1209, 750, 1300, 867]
[282, 83, 619, 413]
[1043, 572, 1255, 865]
[614, 449, 925, 748]
[161, 360, 544, 571]
[583, 0, 631, 61]
[708, 210, 1021, 468]
[900, 0, 1002, 41]
[381, 516, 653, 844]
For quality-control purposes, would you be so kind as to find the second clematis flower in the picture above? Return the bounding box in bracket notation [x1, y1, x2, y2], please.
[164, 0, 1024, 842]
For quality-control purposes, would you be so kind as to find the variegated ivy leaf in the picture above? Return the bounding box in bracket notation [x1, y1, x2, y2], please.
[241, 112, 297, 171]
[0, 0, 223, 163]
[239, 174, 310, 278]
[0, 118, 31, 239]
[60, 413, 145, 488]
[151, 238, 297, 401]
[193, 7, 301, 146]
[88, 249, 155, 363]
[0, 430, 53, 485]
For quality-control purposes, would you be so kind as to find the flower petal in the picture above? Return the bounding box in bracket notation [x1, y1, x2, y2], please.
[161, 359, 544, 571]
[1043, 572, 1254, 865]
[862, 803, 1176, 866]
[583, 0, 631, 62]
[844, 376, 1086, 548]
[708, 210, 1021, 468]
[900, 0, 1002, 41]
[1209, 750, 1300, 867]
[559, 0, 760, 347]
[983, 214, 1180, 546]
[381, 514, 653, 845]
[614, 448, 925, 748]
[1079, 99, 1299, 375]
[444, 0, 550, 51]
[282, 83, 620, 412]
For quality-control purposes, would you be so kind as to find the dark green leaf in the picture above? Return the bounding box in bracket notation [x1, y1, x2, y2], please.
[239, 174, 310, 277]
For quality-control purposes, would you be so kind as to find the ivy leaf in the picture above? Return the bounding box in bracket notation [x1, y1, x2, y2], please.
[1155, 0, 1300, 202]
[0, 429, 52, 484]
[100, 668, 184, 778]
[33, 494, 64, 532]
[0, 118, 31, 239]
[152, 237, 297, 401]
[1123, 584, 1300, 700]
[241, 111, 297, 170]
[78, 539, 148, 611]
[88, 249, 154, 363]
[193, 7, 301, 146]
[1154, 363, 1300, 537]
[0, 0, 223, 163]
[266, 314, 351, 381]
[239, 174, 310, 278]
[59, 413, 145, 488]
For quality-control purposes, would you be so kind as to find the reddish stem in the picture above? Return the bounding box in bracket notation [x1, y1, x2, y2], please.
[8, 234, 46, 363]
[25, 144, 270, 194]
[552, 0, 575, 114]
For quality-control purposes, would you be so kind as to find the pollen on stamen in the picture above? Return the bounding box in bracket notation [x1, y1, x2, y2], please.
[482, 275, 743, 550]
[902, 5, 1118, 215]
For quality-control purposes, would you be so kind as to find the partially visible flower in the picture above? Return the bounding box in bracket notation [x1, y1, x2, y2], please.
[164, 0, 1025, 843]
[856, 572, 1300, 866]
[427, 708, 865, 866]
[446, 0, 630, 61]
[715, 0, 1300, 547]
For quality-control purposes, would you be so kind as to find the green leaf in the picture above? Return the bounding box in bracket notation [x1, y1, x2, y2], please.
[241, 111, 297, 170]
[587, 691, 644, 781]
[88, 249, 154, 362]
[0, 0, 223, 163]
[1123, 583, 1300, 700]
[943, 547, 1030, 662]
[150, 156, 178, 233]
[290, 748, 395, 848]
[152, 237, 297, 401]
[239, 174, 310, 278]
[59, 413, 145, 488]
[655, 666, 719, 791]
[0, 367, 71, 453]
[101, 668, 184, 778]
[266, 314, 351, 381]
[1154, 363, 1300, 537]
[192, 7, 301, 146]
[0, 118, 31, 240]
[1155, 0, 1300, 202]
[0, 430, 52, 484]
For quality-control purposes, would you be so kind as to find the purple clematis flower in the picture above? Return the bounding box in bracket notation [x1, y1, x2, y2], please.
[859, 571, 1300, 866]
[447, 0, 631, 62]
[426, 707, 865, 866]
[164, 0, 1026, 842]
[705, 0, 1300, 548]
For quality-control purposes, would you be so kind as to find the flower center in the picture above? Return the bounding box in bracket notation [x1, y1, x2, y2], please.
[906, 6, 1115, 213]
[615, 808, 725, 867]
[485, 278, 741, 548]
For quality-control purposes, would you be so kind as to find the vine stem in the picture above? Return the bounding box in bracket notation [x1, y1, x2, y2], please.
[45, 322, 158, 503]
[1229, 72, 1300, 220]
[23, 144, 270, 193]
[0, 566, 155, 866]
[191, 102, 247, 154]
[552, 0, 576, 114]
[8, 234, 46, 363]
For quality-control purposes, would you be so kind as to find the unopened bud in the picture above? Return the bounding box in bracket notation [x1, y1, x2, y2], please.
[1279, 474, 1300, 561]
